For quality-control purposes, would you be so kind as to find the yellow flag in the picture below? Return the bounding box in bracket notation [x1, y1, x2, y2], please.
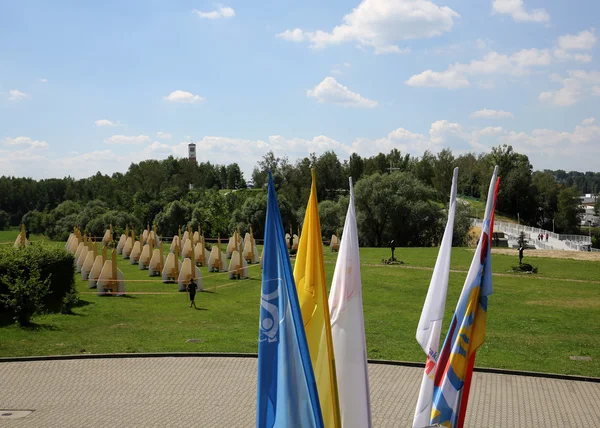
[294, 169, 341, 428]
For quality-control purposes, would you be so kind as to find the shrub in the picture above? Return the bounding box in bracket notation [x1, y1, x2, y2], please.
[0, 271, 50, 326]
[511, 263, 538, 274]
[0, 244, 76, 324]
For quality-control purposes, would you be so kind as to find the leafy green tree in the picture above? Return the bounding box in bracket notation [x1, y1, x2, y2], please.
[532, 171, 559, 229]
[353, 172, 442, 247]
[0, 210, 9, 230]
[154, 200, 193, 236]
[451, 202, 474, 247]
[21, 210, 47, 234]
[318, 200, 343, 239]
[413, 151, 435, 188]
[229, 192, 295, 239]
[226, 163, 246, 189]
[347, 153, 364, 184]
[432, 149, 456, 201]
[314, 151, 345, 200]
[484, 145, 535, 223]
[555, 186, 583, 234]
[86, 210, 142, 237]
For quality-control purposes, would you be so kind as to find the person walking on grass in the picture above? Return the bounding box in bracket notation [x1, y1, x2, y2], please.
[186, 278, 198, 309]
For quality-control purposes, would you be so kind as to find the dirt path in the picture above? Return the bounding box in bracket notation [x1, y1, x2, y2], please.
[349, 261, 600, 284]
[489, 248, 600, 261]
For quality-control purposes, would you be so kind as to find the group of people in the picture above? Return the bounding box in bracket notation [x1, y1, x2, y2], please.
[538, 232, 549, 242]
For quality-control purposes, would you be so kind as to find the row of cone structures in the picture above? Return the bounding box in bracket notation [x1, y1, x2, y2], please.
[65, 224, 292, 295]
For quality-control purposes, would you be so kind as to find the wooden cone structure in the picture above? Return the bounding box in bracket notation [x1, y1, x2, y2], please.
[142, 224, 149, 246]
[170, 235, 181, 254]
[208, 234, 227, 272]
[14, 224, 29, 248]
[149, 224, 160, 248]
[97, 248, 125, 296]
[88, 245, 107, 288]
[182, 238, 193, 261]
[75, 235, 89, 273]
[129, 235, 142, 265]
[139, 237, 153, 270]
[117, 225, 129, 254]
[122, 228, 134, 259]
[65, 231, 75, 251]
[149, 242, 164, 277]
[226, 230, 239, 259]
[192, 226, 200, 245]
[162, 244, 181, 283]
[330, 234, 340, 252]
[74, 238, 85, 261]
[178, 236, 203, 291]
[228, 231, 249, 279]
[243, 226, 260, 264]
[194, 233, 208, 266]
[102, 224, 112, 246]
[82, 239, 97, 280]
[68, 233, 79, 254]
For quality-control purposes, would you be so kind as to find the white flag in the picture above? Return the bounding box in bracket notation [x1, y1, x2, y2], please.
[412, 167, 459, 428]
[329, 177, 372, 428]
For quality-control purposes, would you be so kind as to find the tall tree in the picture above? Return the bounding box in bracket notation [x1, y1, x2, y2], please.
[555, 186, 583, 234]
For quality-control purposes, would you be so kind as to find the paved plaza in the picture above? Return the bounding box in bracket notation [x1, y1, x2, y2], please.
[1, 356, 599, 427]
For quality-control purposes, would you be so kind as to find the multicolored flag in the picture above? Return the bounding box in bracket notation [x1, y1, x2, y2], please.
[412, 167, 458, 428]
[430, 166, 499, 428]
[329, 177, 372, 428]
[294, 169, 342, 428]
[257, 172, 323, 428]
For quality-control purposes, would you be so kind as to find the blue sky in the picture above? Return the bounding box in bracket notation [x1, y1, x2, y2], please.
[1, 0, 599, 180]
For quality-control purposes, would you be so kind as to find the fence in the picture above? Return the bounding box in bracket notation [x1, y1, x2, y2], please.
[473, 219, 591, 245]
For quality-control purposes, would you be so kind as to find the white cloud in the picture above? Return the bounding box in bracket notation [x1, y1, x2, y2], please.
[104, 135, 151, 145]
[330, 62, 353, 75]
[38, 78, 48, 83]
[157, 131, 172, 140]
[193, 5, 235, 19]
[539, 70, 600, 106]
[554, 29, 596, 63]
[492, 0, 550, 23]
[277, 0, 459, 54]
[95, 119, 118, 127]
[429, 120, 467, 144]
[277, 28, 306, 42]
[582, 118, 596, 126]
[164, 90, 204, 103]
[406, 30, 595, 89]
[306, 77, 378, 108]
[470, 109, 515, 119]
[557, 29, 596, 51]
[8, 89, 27, 101]
[405, 68, 471, 89]
[3, 136, 48, 149]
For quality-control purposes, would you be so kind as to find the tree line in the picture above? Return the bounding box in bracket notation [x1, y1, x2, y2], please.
[0, 146, 597, 247]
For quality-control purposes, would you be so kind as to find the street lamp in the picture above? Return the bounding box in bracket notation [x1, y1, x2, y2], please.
[552, 218, 555, 233]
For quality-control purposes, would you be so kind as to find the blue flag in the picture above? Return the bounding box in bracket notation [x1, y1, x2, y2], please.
[257, 172, 324, 428]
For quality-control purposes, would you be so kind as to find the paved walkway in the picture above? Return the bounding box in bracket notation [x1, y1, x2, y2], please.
[1, 356, 599, 427]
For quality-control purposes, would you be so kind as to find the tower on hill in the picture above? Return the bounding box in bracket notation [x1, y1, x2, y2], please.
[188, 142, 196, 163]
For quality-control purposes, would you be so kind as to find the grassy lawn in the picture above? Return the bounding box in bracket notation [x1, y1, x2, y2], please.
[1, 233, 599, 378]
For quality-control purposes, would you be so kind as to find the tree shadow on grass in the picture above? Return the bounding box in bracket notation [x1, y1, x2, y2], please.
[19, 322, 59, 331]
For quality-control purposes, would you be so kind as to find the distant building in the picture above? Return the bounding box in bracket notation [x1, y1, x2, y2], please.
[188, 142, 197, 163]
[580, 194, 599, 226]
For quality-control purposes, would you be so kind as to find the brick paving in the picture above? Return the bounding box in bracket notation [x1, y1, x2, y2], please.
[1, 357, 599, 427]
